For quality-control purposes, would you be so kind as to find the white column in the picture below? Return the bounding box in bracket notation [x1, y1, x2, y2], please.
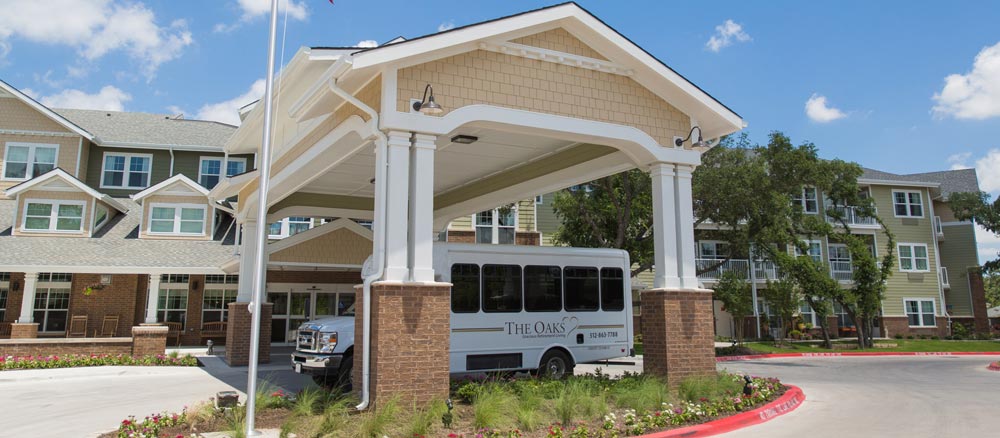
[650, 164, 679, 289]
[383, 131, 412, 281]
[17, 272, 39, 323]
[675, 164, 699, 289]
[409, 133, 437, 282]
[145, 274, 162, 324]
[236, 220, 258, 302]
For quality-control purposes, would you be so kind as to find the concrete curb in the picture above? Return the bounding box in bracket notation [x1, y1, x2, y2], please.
[988, 361, 1000, 371]
[636, 385, 805, 438]
[716, 351, 1000, 362]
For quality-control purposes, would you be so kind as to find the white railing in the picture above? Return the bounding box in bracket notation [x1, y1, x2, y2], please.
[696, 258, 749, 281]
[829, 260, 853, 282]
[939, 267, 950, 288]
[753, 260, 781, 281]
[826, 206, 878, 227]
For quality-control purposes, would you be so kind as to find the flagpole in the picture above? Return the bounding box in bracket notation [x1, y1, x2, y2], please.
[245, 0, 280, 435]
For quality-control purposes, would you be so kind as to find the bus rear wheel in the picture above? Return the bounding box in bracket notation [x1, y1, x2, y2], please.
[538, 350, 573, 379]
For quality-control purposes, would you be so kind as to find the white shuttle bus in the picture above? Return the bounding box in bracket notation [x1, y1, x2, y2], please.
[292, 242, 634, 385]
[435, 243, 634, 378]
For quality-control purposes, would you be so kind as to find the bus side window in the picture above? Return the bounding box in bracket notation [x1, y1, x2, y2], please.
[600, 267, 625, 311]
[564, 267, 599, 311]
[451, 264, 481, 313]
[524, 265, 562, 312]
[482, 264, 523, 312]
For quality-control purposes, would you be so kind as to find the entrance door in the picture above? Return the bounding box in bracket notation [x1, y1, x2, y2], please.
[267, 284, 355, 345]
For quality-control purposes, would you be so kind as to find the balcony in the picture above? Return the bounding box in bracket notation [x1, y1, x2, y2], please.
[829, 260, 853, 282]
[695, 259, 782, 282]
[826, 206, 878, 227]
[934, 216, 944, 241]
[939, 267, 950, 289]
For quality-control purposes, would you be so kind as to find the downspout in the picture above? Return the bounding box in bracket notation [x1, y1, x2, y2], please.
[325, 61, 387, 412]
[927, 195, 951, 333]
[168, 147, 175, 176]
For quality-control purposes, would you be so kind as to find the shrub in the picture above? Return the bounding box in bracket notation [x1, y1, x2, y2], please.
[1, 354, 197, 371]
[931, 336, 939, 340]
[788, 330, 803, 340]
[117, 411, 187, 438]
[894, 334, 904, 339]
[354, 396, 398, 438]
[907, 335, 915, 339]
[473, 384, 516, 429]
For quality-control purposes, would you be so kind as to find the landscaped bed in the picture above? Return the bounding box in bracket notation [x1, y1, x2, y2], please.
[989, 361, 1000, 371]
[736, 339, 1000, 354]
[103, 372, 787, 438]
[0, 353, 198, 370]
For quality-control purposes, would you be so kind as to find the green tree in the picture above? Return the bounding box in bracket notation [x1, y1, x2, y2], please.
[761, 278, 801, 344]
[950, 191, 1000, 272]
[984, 271, 1000, 309]
[712, 270, 754, 345]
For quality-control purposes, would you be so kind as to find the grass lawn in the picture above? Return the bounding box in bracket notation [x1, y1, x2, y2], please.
[743, 339, 1000, 354]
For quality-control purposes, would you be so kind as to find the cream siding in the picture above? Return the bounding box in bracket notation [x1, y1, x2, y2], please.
[139, 194, 212, 240]
[270, 228, 372, 265]
[1, 135, 83, 196]
[0, 97, 72, 132]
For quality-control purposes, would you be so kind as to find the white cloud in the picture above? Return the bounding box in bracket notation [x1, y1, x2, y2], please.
[193, 79, 266, 126]
[706, 19, 750, 52]
[216, 0, 309, 32]
[805, 94, 847, 123]
[438, 21, 455, 32]
[0, 0, 192, 80]
[356, 40, 378, 48]
[976, 224, 1000, 265]
[974, 149, 1000, 194]
[36, 86, 132, 111]
[933, 41, 1000, 120]
[947, 152, 973, 170]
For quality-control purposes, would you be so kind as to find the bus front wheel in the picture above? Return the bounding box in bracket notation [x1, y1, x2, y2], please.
[538, 350, 573, 379]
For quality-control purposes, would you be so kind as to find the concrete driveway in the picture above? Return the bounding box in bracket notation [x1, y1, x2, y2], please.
[719, 355, 1000, 437]
[0, 351, 315, 438]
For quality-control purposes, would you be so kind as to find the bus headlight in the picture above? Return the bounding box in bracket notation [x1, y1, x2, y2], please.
[318, 332, 338, 353]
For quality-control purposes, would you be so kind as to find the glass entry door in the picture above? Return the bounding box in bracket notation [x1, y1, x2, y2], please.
[267, 284, 356, 345]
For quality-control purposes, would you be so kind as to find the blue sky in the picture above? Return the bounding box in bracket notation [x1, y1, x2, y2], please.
[1, 0, 998, 260]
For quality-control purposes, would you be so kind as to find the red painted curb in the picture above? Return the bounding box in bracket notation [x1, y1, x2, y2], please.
[636, 385, 805, 438]
[715, 351, 1000, 362]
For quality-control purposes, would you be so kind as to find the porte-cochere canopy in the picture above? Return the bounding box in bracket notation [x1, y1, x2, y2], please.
[213, 2, 744, 291]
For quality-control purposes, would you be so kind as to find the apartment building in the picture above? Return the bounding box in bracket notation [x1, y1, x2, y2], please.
[531, 167, 990, 338]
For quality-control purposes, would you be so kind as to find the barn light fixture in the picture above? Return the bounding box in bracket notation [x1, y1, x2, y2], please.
[451, 134, 478, 144]
[412, 84, 443, 114]
[674, 126, 704, 148]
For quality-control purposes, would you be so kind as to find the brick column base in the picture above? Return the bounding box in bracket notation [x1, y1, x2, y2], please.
[224, 302, 273, 366]
[132, 325, 168, 356]
[640, 288, 716, 384]
[10, 323, 39, 339]
[353, 282, 451, 408]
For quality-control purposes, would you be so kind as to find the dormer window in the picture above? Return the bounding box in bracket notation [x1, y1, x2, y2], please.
[3, 143, 57, 181]
[199, 157, 247, 189]
[22, 199, 84, 233]
[102, 152, 151, 189]
[149, 203, 206, 236]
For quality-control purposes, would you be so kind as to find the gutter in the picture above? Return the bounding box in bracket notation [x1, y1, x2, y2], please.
[168, 147, 175, 176]
[324, 57, 387, 412]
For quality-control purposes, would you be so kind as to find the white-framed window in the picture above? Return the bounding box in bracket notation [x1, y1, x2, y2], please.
[898, 243, 929, 272]
[698, 241, 730, 260]
[93, 205, 109, 230]
[475, 207, 516, 244]
[829, 244, 852, 280]
[199, 156, 247, 189]
[202, 287, 238, 324]
[792, 187, 819, 214]
[892, 190, 924, 218]
[101, 152, 152, 189]
[205, 274, 238, 284]
[793, 240, 823, 263]
[0, 283, 8, 322]
[3, 142, 58, 181]
[535, 195, 543, 204]
[33, 273, 71, 333]
[267, 217, 313, 239]
[799, 303, 818, 327]
[904, 298, 936, 327]
[148, 203, 207, 236]
[157, 288, 188, 329]
[22, 199, 85, 233]
[353, 219, 373, 230]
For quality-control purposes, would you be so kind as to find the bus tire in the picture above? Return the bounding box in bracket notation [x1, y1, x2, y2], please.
[538, 350, 573, 379]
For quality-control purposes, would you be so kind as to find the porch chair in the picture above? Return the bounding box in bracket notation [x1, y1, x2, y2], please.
[99, 315, 119, 337]
[67, 315, 88, 338]
[200, 321, 227, 342]
[164, 321, 183, 347]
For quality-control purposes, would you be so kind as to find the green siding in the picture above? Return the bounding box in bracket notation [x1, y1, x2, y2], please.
[85, 145, 171, 197]
[869, 185, 942, 316]
[537, 193, 561, 246]
[938, 223, 979, 317]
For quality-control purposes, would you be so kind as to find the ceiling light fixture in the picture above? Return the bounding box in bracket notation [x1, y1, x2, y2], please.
[412, 84, 443, 114]
[451, 135, 478, 144]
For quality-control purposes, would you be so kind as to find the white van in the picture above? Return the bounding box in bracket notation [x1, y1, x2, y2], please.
[292, 242, 634, 387]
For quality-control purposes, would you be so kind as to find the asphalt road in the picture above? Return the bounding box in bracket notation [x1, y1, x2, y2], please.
[719, 356, 1000, 438]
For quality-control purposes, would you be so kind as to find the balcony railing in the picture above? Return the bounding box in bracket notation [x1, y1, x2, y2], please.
[829, 260, 853, 282]
[696, 258, 749, 281]
[826, 206, 878, 227]
[753, 260, 781, 281]
[939, 267, 950, 289]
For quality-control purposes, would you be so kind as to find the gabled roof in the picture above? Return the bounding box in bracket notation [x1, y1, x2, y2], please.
[131, 174, 209, 203]
[267, 217, 373, 254]
[345, 2, 743, 138]
[55, 108, 236, 150]
[0, 79, 94, 140]
[4, 168, 127, 212]
[861, 167, 980, 199]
